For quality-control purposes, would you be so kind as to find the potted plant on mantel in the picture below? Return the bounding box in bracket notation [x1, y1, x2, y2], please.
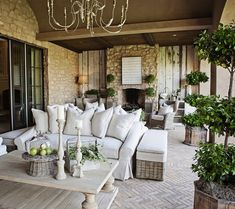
[188, 22, 235, 209]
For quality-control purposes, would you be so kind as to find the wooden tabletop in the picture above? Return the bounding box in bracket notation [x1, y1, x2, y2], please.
[0, 151, 118, 194]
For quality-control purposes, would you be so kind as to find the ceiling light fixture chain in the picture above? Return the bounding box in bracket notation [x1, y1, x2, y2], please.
[47, 0, 129, 35]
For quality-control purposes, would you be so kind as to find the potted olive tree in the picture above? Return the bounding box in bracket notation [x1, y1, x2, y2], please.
[182, 72, 209, 146]
[189, 22, 235, 209]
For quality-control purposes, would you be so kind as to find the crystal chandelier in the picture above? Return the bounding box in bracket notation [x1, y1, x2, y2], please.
[47, 0, 129, 35]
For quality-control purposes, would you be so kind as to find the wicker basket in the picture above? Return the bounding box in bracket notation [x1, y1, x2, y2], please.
[22, 153, 58, 177]
[136, 159, 165, 181]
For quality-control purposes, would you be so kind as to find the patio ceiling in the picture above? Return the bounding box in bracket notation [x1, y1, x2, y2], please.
[27, 0, 226, 52]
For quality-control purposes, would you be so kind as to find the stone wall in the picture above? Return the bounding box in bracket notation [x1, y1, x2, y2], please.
[0, 0, 79, 105]
[106, 45, 159, 109]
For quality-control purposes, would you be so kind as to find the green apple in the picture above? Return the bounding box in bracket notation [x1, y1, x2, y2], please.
[46, 148, 52, 155]
[40, 149, 47, 156]
[29, 147, 37, 156]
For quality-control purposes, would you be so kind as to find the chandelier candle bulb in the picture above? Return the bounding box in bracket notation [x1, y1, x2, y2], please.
[75, 120, 83, 129]
[57, 106, 64, 120]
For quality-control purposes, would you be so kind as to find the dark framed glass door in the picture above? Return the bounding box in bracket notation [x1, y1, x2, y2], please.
[11, 41, 26, 129]
[0, 38, 10, 133]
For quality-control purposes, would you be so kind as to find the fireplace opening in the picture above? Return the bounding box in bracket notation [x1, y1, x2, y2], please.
[122, 88, 145, 111]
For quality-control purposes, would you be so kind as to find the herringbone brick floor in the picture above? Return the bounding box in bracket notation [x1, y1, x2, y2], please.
[111, 125, 198, 209]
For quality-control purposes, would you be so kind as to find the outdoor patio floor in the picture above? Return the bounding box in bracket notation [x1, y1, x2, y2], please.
[111, 125, 198, 209]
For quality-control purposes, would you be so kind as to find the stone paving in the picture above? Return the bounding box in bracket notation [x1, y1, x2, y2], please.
[111, 125, 198, 209]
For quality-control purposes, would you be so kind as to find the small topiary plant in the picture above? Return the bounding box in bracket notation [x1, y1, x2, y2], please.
[186, 71, 209, 85]
[144, 74, 156, 84]
[106, 74, 115, 83]
[106, 87, 116, 97]
[145, 87, 155, 97]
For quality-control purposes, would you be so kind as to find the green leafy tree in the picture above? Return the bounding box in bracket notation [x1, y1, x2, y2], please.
[194, 22, 235, 99]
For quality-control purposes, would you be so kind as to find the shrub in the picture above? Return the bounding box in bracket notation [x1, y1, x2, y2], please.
[85, 89, 99, 95]
[182, 113, 205, 128]
[186, 71, 209, 85]
[192, 143, 235, 184]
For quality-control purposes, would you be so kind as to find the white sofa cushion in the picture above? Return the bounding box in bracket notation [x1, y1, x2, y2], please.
[137, 130, 168, 162]
[63, 107, 94, 136]
[0, 145, 7, 156]
[106, 113, 136, 141]
[158, 105, 173, 115]
[47, 105, 60, 134]
[96, 103, 105, 112]
[31, 108, 48, 134]
[97, 137, 122, 159]
[43, 133, 98, 149]
[92, 107, 113, 138]
[114, 105, 142, 121]
[85, 101, 99, 110]
[0, 137, 2, 145]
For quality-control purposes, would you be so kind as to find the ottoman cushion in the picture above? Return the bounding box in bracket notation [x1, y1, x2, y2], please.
[137, 130, 168, 162]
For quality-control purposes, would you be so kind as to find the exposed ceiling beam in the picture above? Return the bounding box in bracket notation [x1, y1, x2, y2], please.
[51, 41, 82, 53]
[36, 18, 212, 41]
[143, 33, 156, 46]
[93, 37, 113, 48]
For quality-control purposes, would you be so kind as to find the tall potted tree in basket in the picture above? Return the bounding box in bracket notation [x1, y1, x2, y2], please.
[190, 22, 235, 209]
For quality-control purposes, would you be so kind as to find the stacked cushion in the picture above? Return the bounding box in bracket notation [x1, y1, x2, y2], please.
[63, 107, 94, 136]
[91, 107, 113, 138]
[31, 108, 48, 134]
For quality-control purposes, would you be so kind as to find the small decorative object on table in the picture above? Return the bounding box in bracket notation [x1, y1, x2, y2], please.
[72, 120, 84, 178]
[56, 105, 67, 180]
[22, 143, 57, 177]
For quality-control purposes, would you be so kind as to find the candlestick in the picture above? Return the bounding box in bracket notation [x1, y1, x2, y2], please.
[72, 127, 84, 178]
[57, 105, 65, 120]
[56, 119, 66, 180]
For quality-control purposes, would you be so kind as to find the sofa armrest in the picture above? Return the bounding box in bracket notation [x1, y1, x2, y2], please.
[119, 122, 148, 159]
[14, 127, 37, 151]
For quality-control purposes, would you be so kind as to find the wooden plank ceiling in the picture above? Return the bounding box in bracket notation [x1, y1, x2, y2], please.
[27, 0, 226, 52]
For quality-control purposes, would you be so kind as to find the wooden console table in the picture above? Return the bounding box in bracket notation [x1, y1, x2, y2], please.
[0, 151, 119, 209]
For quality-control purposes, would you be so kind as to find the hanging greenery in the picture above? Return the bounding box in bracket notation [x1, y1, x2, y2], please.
[106, 74, 115, 83]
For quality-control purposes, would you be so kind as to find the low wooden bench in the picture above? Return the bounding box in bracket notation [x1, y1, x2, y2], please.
[136, 129, 168, 181]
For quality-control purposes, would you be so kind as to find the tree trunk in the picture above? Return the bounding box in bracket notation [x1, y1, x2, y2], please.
[224, 132, 229, 148]
[228, 70, 234, 100]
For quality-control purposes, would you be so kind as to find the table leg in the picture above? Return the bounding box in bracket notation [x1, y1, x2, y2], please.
[102, 175, 115, 192]
[82, 193, 98, 209]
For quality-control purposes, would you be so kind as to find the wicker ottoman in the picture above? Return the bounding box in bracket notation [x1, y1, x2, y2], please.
[136, 129, 167, 181]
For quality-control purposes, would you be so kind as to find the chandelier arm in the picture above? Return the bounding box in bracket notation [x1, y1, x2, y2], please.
[48, 0, 79, 31]
[47, 0, 129, 34]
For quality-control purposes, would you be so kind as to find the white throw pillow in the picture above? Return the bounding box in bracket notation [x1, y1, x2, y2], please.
[158, 105, 173, 115]
[85, 101, 99, 110]
[0, 137, 3, 145]
[31, 108, 48, 134]
[64, 107, 94, 136]
[96, 103, 105, 112]
[92, 107, 113, 138]
[47, 105, 60, 134]
[106, 113, 136, 141]
[114, 105, 142, 121]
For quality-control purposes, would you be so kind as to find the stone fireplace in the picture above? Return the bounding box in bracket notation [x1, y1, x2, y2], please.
[122, 88, 145, 111]
[106, 44, 159, 110]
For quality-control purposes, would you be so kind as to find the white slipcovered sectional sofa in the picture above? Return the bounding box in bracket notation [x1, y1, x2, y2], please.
[14, 103, 148, 181]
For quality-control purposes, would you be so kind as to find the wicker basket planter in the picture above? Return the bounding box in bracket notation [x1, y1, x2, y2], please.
[194, 181, 235, 209]
[184, 125, 207, 146]
[22, 153, 58, 177]
[136, 159, 164, 181]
